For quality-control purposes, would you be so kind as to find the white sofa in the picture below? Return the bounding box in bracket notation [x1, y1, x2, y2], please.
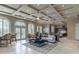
[42, 35, 56, 43]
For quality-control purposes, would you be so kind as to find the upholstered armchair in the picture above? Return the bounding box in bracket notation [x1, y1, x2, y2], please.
[11, 33, 17, 42]
[0, 33, 12, 47]
[27, 33, 35, 43]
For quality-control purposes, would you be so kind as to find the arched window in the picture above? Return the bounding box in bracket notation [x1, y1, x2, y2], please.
[28, 23, 34, 34]
[0, 18, 9, 36]
[15, 21, 26, 39]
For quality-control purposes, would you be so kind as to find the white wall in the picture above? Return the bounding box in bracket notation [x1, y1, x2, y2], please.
[0, 14, 43, 38]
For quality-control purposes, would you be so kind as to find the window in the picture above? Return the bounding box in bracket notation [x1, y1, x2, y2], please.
[0, 19, 9, 36]
[39, 26, 42, 33]
[15, 21, 25, 27]
[37, 26, 42, 33]
[28, 23, 34, 34]
[43, 25, 49, 33]
[37, 26, 39, 32]
[15, 21, 26, 39]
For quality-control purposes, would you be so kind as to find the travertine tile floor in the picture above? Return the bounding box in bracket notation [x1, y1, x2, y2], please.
[0, 38, 79, 54]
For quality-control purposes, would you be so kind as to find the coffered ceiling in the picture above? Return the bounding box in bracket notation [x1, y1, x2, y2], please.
[0, 4, 79, 24]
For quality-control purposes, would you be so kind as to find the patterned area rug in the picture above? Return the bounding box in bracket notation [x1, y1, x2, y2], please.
[23, 42, 57, 54]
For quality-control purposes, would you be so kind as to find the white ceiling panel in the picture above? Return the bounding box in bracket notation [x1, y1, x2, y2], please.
[31, 12, 45, 18]
[42, 7, 56, 14]
[14, 12, 27, 17]
[59, 5, 79, 18]
[5, 4, 21, 9]
[31, 4, 49, 10]
[14, 12, 35, 20]
[55, 4, 75, 11]
[0, 5, 15, 13]
[26, 15, 36, 20]
[0, 4, 79, 23]
[21, 5, 37, 14]
[41, 16, 49, 20]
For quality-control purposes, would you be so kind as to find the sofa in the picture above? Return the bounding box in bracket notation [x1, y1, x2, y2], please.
[42, 35, 56, 43]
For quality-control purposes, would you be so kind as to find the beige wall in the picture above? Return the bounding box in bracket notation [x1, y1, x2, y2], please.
[67, 21, 75, 40]
[67, 17, 79, 40]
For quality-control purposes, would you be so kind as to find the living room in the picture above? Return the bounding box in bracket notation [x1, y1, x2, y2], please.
[0, 4, 79, 54]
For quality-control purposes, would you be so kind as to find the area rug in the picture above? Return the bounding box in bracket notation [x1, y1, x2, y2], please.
[23, 42, 57, 54]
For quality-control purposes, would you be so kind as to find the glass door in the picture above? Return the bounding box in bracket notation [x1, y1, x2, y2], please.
[16, 27, 21, 40]
[15, 21, 26, 40]
[28, 23, 34, 34]
[0, 19, 9, 37]
[0, 20, 2, 36]
[16, 27, 26, 40]
[21, 28, 26, 39]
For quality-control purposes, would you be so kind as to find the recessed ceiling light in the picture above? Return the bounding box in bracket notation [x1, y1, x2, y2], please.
[62, 5, 64, 7]
[36, 17, 40, 20]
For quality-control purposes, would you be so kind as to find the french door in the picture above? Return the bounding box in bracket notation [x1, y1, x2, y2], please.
[0, 19, 9, 36]
[16, 27, 26, 40]
[21, 28, 26, 39]
[15, 21, 26, 40]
